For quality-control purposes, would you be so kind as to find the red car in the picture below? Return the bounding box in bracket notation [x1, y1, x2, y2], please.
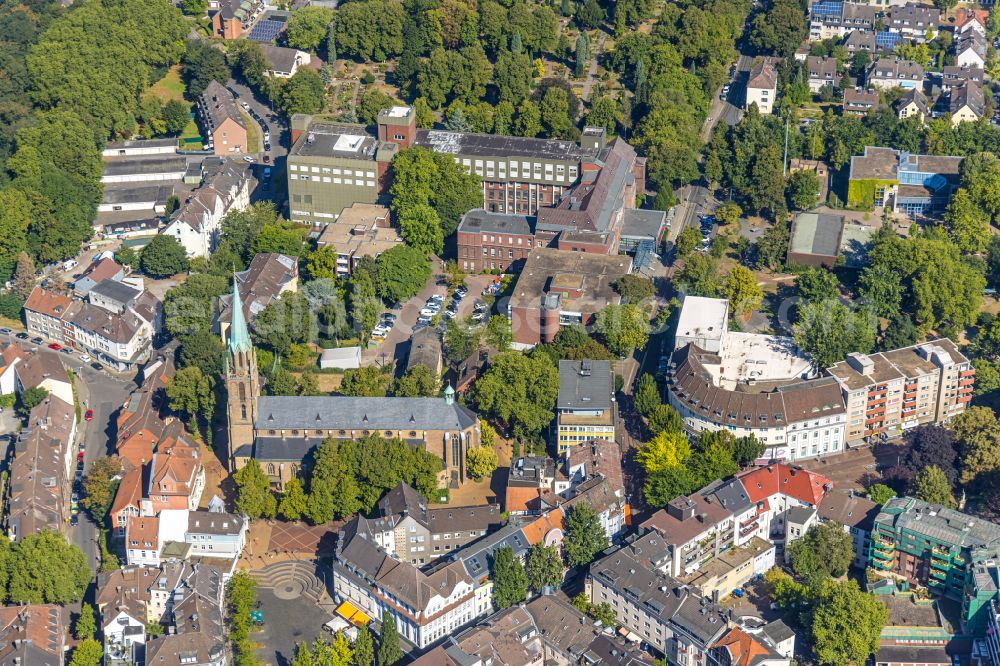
[77, 451, 84, 461]
[84, 409, 93, 421]
[47, 343, 61, 351]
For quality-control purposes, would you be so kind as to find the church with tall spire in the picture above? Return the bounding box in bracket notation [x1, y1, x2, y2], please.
[224, 275, 259, 471]
[221, 275, 481, 488]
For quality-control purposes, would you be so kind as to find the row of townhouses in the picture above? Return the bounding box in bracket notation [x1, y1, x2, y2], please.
[24, 259, 161, 371]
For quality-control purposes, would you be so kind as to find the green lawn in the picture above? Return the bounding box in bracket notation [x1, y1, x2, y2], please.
[241, 111, 260, 153]
[150, 65, 186, 103]
[179, 118, 203, 150]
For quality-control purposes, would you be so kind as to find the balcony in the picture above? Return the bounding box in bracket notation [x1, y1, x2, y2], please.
[930, 568, 947, 580]
[928, 578, 947, 590]
[960, 378, 975, 387]
[866, 416, 885, 426]
[872, 558, 894, 571]
[930, 557, 949, 570]
[932, 545, 950, 556]
[958, 396, 972, 403]
[961, 369, 976, 378]
[874, 535, 895, 548]
[872, 549, 893, 561]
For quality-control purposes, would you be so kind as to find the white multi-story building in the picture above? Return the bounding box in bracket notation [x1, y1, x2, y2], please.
[746, 60, 778, 114]
[161, 158, 250, 258]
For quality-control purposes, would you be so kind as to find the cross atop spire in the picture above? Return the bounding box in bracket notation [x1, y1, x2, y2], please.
[228, 275, 252, 353]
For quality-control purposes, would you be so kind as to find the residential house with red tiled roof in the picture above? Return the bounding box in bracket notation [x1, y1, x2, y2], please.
[712, 625, 792, 666]
[23, 287, 72, 343]
[0, 343, 27, 396]
[0, 605, 66, 665]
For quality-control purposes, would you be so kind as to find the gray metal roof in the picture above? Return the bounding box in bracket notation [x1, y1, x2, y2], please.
[255, 396, 478, 431]
[558, 360, 612, 411]
[90, 279, 141, 305]
[621, 208, 667, 240]
[876, 496, 1000, 551]
[253, 436, 324, 461]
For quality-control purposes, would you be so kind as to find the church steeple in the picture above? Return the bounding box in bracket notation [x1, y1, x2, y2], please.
[228, 276, 252, 354]
[224, 274, 259, 472]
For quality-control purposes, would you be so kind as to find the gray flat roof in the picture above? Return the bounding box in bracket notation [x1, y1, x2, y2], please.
[90, 279, 141, 304]
[291, 122, 378, 160]
[558, 360, 612, 411]
[458, 209, 534, 236]
[789, 212, 845, 257]
[622, 208, 666, 240]
[101, 184, 174, 205]
[103, 156, 188, 177]
[415, 128, 596, 161]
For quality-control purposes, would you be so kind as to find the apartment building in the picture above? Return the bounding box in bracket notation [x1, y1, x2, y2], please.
[587, 538, 732, 666]
[807, 56, 839, 92]
[210, 0, 265, 39]
[949, 80, 986, 125]
[870, 497, 1000, 635]
[508, 248, 632, 347]
[941, 65, 985, 91]
[143, 563, 227, 666]
[314, 203, 400, 277]
[809, 2, 876, 40]
[641, 464, 832, 579]
[555, 360, 615, 454]
[956, 31, 988, 69]
[197, 81, 247, 155]
[332, 515, 479, 649]
[888, 3, 940, 39]
[847, 146, 962, 216]
[746, 60, 778, 114]
[216, 252, 298, 339]
[865, 57, 924, 89]
[23, 287, 72, 344]
[124, 508, 248, 567]
[827, 339, 973, 443]
[162, 157, 252, 258]
[361, 482, 501, 565]
[5, 395, 77, 541]
[817, 489, 880, 569]
[0, 605, 66, 665]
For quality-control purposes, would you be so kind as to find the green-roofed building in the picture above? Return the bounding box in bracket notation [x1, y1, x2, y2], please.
[869, 496, 1000, 635]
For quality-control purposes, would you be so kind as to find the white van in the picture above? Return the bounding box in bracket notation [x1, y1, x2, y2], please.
[62, 259, 79, 271]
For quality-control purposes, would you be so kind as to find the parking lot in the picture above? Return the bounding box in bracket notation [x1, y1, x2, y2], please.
[362, 271, 498, 368]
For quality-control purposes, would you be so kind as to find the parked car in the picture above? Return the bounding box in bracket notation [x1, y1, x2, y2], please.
[84, 409, 93, 421]
[48, 343, 61, 351]
[381, 313, 397, 324]
[454, 286, 468, 298]
[77, 451, 84, 461]
[242, 155, 254, 163]
[471, 311, 487, 322]
[90, 362, 102, 371]
[60, 347, 73, 355]
[419, 308, 439, 318]
[15, 333, 28, 340]
[263, 154, 270, 164]
[31, 337, 43, 345]
[0, 328, 11, 335]
[79, 354, 91, 362]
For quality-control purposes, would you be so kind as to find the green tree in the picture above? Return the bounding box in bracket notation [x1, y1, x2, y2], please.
[340, 366, 389, 397]
[252, 220, 309, 257]
[634, 373, 660, 417]
[377, 611, 403, 666]
[485, 315, 512, 351]
[793, 301, 876, 370]
[564, 503, 607, 567]
[614, 275, 654, 304]
[675, 227, 702, 257]
[539, 86, 573, 138]
[357, 88, 396, 126]
[725, 266, 763, 319]
[69, 639, 103, 666]
[166, 366, 215, 430]
[595, 303, 650, 357]
[349, 270, 382, 338]
[74, 603, 97, 640]
[7, 530, 91, 603]
[391, 365, 438, 397]
[444, 317, 483, 362]
[233, 459, 277, 519]
[748, 0, 807, 57]
[732, 435, 766, 467]
[180, 0, 208, 16]
[389, 147, 482, 237]
[398, 203, 444, 255]
[353, 628, 374, 666]
[466, 445, 499, 480]
[811, 579, 889, 666]
[515, 99, 542, 137]
[637, 430, 692, 474]
[525, 543, 564, 593]
[797, 267, 840, 303]
[306, 246, 341, 281]
[868, 483, 896, 504]
[944, 189, 991, 254]
[285, 6, 334, 53]
[162, 100, 191, 135]
[472, 352, 559, 439]
[587, 96, 619, 136]
[178, 330, 227, 376]
[19, 386, 48, 413]
[786, 169, 821, 210]
[181, 39, 230, 98]
[376, 245, 432, 303]
[253, 292, 317, 356]
[495, 51, 533, 106]
[648, 403, 683, 436]
[491, 545, 528, 609]
[911, 465, 955, 507]
[81, 457, 124, 523]
[280, 68, 326, 115]
[279, 477, 308, 520]
[715, 201, 743, 226]
[788, 521, 855, 584]
[140, 236, 190, 278]
[574, 32, 590, 78]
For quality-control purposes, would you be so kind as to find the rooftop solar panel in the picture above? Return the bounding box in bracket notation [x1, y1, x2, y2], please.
[248, 19, 285, 43]
[811, 1, 843, 17]
[875, 31, 902, 48]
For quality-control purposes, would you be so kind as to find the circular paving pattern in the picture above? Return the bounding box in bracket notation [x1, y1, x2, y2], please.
[250, 561, 326, 603]
[274, 580, 305, 600]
